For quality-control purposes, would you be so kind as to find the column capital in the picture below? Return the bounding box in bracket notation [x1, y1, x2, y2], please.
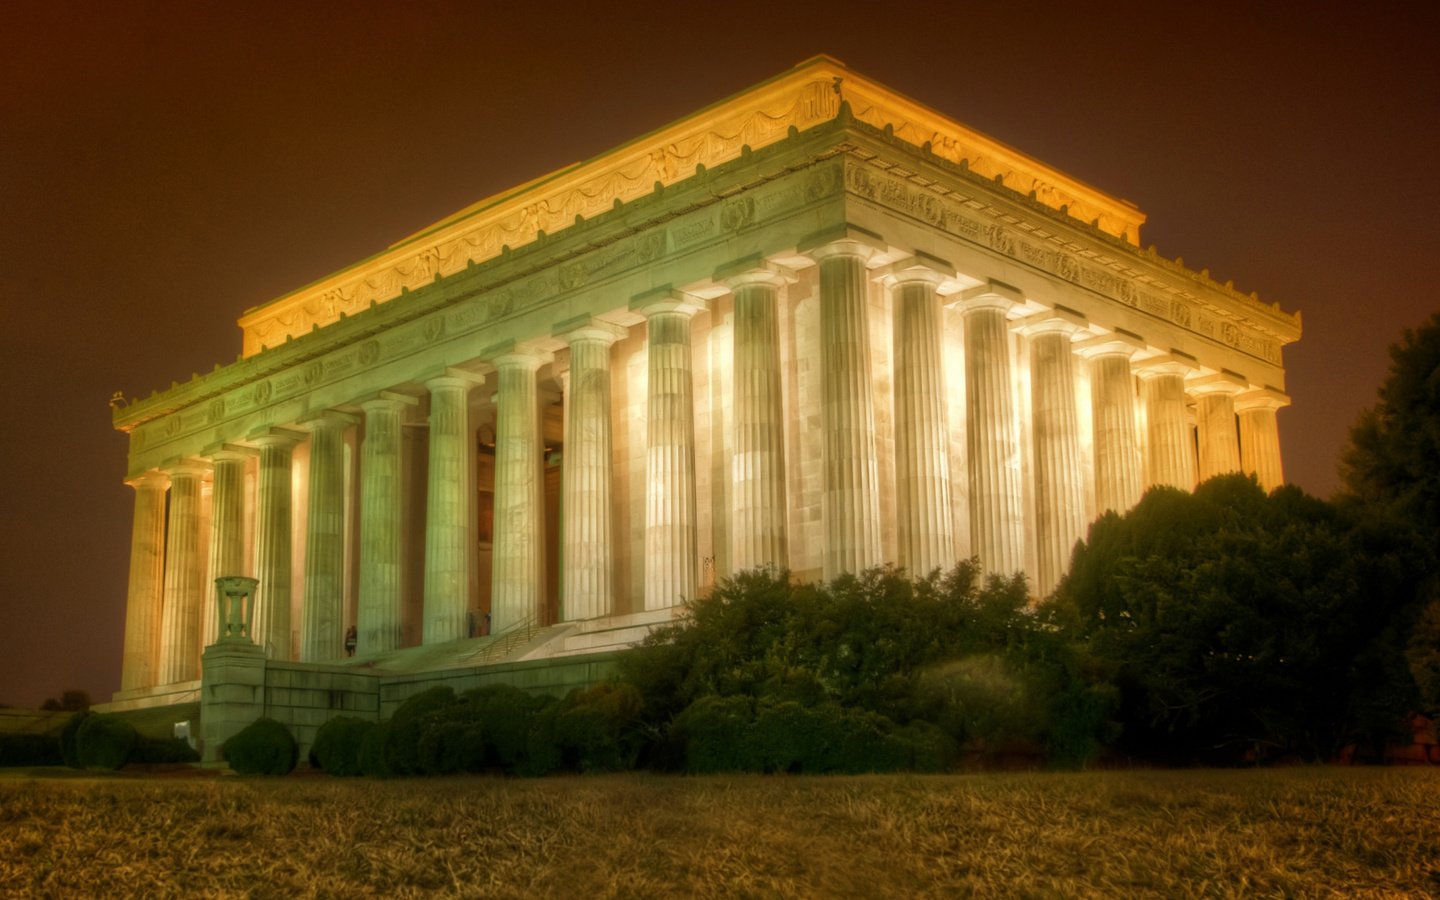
[1187, 371, 1248, 396]
[295, 409, 361, 431]
[480, 339, 553, 371]
[552, 315, 628, 347]
[1235, 387, 1291, 412]
[1076, 330, 1146, 360]
[714, 254, 798, 289]
[956, 279, 1024, 313]
[629, 285, 707, 318]
[202, 442, 259, 462]
[1134, 353, 1199, 380]
[359, 390, 421, 413]
[421, 367, 488, 392]
[798, 224, 885, 263]
[1013, 305, 1088, 338]
[125, 469, 170, 490]
[247, 426, 308, 448]
[875, 251, 959, 290]
[161, 456, 211, 477]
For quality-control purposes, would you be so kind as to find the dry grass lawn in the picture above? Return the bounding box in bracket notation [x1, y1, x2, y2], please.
[1, 767, 1437, 897]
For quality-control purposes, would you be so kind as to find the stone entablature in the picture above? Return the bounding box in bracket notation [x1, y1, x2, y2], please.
[116, 135, 1295, 470]
[232, 55, 1149, 356]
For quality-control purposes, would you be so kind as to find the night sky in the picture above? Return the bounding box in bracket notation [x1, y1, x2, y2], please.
[3, 1, 1436, 707]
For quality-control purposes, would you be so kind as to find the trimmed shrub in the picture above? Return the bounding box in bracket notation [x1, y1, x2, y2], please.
[223, 718, 298, 775]
[417, 721, 486, 775]
[461, 684, 555, 772]
[359, 723, 392, 778]
[310, 716, 378, 777]
[75, 713, 137, 770]
[553, 683, 644, 772]
[130, 736, 200, 765]
[672, 695, 758, 773]
[0, 733, 62, 767]
[60, 711, 91, 768]
[519, 705, 562, 777]
[384, 686, 457, 775]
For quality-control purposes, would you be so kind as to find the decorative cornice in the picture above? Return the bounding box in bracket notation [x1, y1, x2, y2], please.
[233, 56, 1146, 356]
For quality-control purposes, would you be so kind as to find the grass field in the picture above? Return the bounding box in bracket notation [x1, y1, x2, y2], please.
[2, 767, 1437, 897]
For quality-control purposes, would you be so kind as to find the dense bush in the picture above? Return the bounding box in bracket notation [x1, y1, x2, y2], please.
[622, 564, 1101, 768]
[310, 716, 378, 777]
[1051, 474, 1430, 763]
[384, 686, 458, 775]
[358, 723, 392, 778]
[416, 721, 486, 775]
[130, 736, 200, 765]
[59, 711, 91, 768]
[75, 713, 137, 770]
[552, 683, 644, 772]
[0, 732, 62, 767]
[223, 718, 298, 775]
[461, 684, 556, 773]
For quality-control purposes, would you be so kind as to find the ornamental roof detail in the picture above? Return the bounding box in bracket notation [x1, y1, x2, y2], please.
[235, 55, 1147, 357]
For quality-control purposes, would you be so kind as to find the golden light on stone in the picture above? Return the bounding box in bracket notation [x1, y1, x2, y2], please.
[108, 56, 1298, 762]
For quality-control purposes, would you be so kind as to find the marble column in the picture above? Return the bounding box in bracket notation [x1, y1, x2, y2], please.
[959, 281, 1026, 577]
[490, 348, 548, 631]
[120, 471, 168, 691]
[1017, 309, 1088, 598]
[631, 289, 703, 610]
[1236, 388, 1289, 492]
[809, 237, 882, 579]
[720, 261, 792, 572]
[1079, 334, 1145, 515]
[1190, 373, 1246, 482]
[252, 428, 303, 661]
[556, 319, 625, 621]
[358, 393, 417, 654]
[885, 256, 956, 577]
[301, 412, 355, 660]
[423, 374, 481, 644]
[205, 445, 253, 647]
[1135, 355, 1197, 491]
[158, 459, 208, 684]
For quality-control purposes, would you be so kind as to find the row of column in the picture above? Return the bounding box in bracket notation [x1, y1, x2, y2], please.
[120, 239, 1288, 690]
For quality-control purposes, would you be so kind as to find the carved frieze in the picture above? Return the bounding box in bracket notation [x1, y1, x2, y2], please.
[846, 160, 1285, 365]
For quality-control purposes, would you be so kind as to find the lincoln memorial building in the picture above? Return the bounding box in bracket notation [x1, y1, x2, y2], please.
[107, 57, 1298, 735]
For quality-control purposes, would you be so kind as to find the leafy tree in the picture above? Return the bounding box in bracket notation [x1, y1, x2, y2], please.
[1341, 312, 1440, 715]
[1051, 474, 1424, 763]
[1342, 311, 1440, 556]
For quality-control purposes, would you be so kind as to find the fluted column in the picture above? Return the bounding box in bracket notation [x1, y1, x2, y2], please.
[1079, 334, 1145, 515]
[1135, 355, 1198, 491]
[301, 412, 356, 660]
[423, 373, 481, 644]
[120, 471, 168, 691]
[959, 281, 1025, 577]
[1190, 373, 1245, 482]
[358, 393, 417, 654]
[204, 445, 253, 648]
[884, 256, 956, 577]
[1017, 309, 1088, 598]
[1236, 388, 1289, 492]
[632, 289, 703, 610]
[719, 260, 793, 572]
[252, 428, 303, 661]
[158, 460, 208, 683]
[490, 347, 548, 631]
[555, 319, 626, 621]
[809, 237, 882, 579]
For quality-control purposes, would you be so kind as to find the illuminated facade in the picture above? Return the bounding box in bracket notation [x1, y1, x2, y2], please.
[110, 57, 1298, 711]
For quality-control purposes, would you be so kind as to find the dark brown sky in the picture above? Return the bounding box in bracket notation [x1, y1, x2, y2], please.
[2, 1, 1436, 707]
